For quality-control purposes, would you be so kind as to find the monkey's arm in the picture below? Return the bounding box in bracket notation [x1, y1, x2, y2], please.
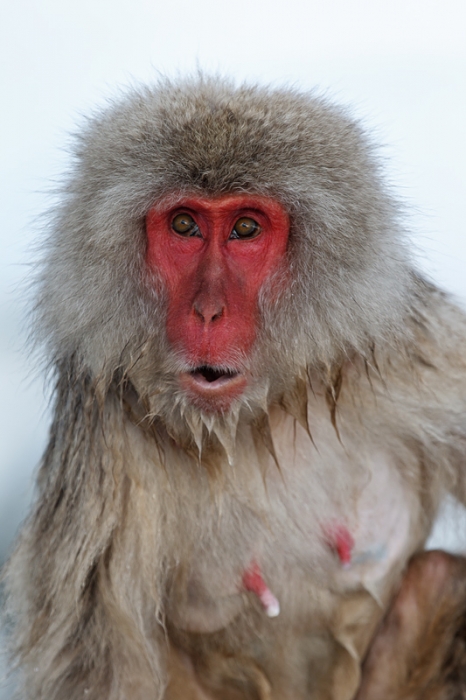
[369, 278, 466, 511]
[2, 366, 167, 700]
[353, 280, 466, 699]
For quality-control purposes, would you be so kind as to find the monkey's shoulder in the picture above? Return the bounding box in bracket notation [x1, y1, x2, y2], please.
[334, 282, 466, 515]
[383, 279, 466, 385]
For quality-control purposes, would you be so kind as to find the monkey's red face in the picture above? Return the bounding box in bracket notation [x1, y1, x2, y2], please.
[146, 195, 290, 412]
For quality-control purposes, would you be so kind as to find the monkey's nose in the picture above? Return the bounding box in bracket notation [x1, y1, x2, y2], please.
[193, 301, 225, 324]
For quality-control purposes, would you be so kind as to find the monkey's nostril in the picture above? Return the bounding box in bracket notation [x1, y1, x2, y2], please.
[211, 308, 224, 322]
[193, 305, 205, 322]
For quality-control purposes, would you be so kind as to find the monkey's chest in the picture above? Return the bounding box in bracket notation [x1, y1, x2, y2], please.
[165, 408, 426, 699]
[168, 449, 416, 630]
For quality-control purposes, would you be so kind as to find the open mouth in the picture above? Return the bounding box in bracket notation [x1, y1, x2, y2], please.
[190, 365, 239, 385]
[179, 364, 247, 411]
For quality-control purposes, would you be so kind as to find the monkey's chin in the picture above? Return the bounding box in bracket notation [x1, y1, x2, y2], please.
[179, 368, 247, 413]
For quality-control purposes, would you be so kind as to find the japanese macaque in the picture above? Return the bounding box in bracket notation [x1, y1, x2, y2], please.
[3, 75, 466, 700]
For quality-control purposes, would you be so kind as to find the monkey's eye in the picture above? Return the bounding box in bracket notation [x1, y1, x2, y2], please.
[171, 213, 200, 237]
[230, 217, 261, 240]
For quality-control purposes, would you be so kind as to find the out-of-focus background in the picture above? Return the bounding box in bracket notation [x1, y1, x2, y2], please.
[0, 0, 465, 695]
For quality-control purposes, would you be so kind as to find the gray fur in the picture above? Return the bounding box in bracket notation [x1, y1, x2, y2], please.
[3, 75, 466, 700]
[36, 76, 412, 378]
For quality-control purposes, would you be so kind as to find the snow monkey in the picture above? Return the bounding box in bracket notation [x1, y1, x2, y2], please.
[3, 76, 466, 700]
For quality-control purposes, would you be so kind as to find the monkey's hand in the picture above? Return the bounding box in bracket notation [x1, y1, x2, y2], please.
[355, 550, 466, 700]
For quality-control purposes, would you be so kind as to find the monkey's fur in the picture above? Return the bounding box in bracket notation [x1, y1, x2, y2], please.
[356, 551, 466, 700]
[4, 76, 466, 699]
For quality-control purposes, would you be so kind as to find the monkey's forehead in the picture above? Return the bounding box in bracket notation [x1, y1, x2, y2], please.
[76, 76, 379, 206]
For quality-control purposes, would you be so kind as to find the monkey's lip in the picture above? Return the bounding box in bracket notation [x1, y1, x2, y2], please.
[179, 366, 247, 406]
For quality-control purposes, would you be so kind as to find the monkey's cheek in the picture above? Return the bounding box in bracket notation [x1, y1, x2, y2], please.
[179, 372, 248, 413]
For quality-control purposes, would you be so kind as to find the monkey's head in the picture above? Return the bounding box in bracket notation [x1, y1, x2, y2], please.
[37, 76, 413, 446]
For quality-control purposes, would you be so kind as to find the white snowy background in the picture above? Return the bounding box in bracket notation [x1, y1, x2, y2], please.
[0, 0, 465, 695]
